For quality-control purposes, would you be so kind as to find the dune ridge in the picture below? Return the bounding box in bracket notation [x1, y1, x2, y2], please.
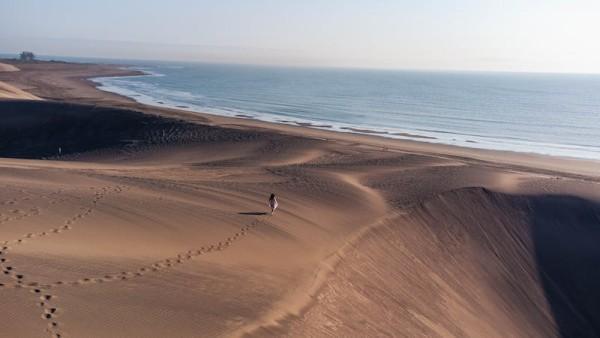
[273, 187, 600, 337]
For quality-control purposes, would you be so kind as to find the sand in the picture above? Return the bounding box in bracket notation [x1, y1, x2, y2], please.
[0, 63, 20, 72]
[1, 59, 600, 338]
[0, 81, 41, 100]
[0, 63, 41, 100]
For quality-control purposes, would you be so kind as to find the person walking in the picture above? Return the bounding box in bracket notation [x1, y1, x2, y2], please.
[268, 193, 278, 215]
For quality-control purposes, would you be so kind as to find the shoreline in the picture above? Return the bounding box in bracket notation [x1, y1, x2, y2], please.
[2, 58, 599, 178]
[90, 61, 600, 162]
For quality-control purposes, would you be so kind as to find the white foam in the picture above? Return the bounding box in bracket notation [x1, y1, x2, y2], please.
[92, 72, 600, 161]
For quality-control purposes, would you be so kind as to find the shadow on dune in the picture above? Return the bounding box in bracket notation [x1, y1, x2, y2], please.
[269, 187, 600, 338]
[531, 195, 600, 337]
[0, 100, 276, 159]
[238, 212, 268, 216]
[0, 100, 186, 159]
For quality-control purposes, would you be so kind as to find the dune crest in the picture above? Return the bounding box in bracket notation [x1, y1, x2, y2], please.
[276, 187, 600, 337]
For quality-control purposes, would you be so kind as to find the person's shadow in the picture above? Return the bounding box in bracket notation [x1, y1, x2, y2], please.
[238, 212, 268, 216]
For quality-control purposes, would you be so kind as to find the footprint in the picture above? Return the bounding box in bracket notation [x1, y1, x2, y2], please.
[45, 216, 262, 302]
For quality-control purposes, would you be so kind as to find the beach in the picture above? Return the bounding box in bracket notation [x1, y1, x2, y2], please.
[1, 59, 600, 338]
[87, 60, 600, 160]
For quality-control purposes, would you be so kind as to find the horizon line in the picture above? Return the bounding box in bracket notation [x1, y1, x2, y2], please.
[1, 51, 600, 77]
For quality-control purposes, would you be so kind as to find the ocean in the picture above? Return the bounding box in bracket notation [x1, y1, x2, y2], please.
[85, 58, 600, 160]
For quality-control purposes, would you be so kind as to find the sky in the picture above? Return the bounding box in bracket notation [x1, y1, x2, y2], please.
[1, 0, 600, 73]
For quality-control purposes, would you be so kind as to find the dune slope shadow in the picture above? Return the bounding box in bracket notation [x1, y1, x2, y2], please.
[0, 100, 276, 159]
[531, 195, 600, 337]
[273, 187, 600, 338]
[0, 100, 181, 158]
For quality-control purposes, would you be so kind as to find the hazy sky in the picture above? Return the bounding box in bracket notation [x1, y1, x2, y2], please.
[2, 0, 600, 73]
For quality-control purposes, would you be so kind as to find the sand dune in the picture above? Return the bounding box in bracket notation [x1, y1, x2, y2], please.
[1, 61, 600, 337]
[0, 81, 41, 100]
[0, 100, 388, 337]
[275, 188, 600, 337]
[0, 62, 41, 100]
[0, 63, 19, 72]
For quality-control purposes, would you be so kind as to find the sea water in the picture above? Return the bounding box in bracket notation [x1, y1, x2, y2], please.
[82, 59, 600, 160]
